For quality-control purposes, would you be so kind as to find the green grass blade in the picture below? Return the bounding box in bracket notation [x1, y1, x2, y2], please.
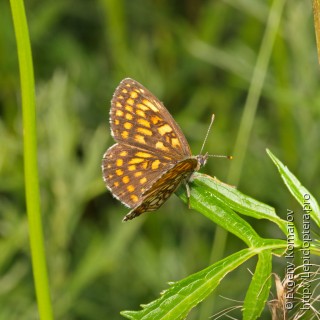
[228, 0, 286, 185]
[9, 1, 54, 319]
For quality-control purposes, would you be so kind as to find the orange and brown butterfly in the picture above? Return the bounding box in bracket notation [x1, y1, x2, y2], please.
[102, 78, 209, 221]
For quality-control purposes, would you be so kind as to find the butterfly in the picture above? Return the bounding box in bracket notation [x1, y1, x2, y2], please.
[102, 78, 213, 221]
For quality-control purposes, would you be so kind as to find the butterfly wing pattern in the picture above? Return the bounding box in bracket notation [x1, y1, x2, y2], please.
[102, 78, 206, 221]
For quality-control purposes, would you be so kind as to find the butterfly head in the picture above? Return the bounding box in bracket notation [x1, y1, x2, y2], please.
[195, 153, 208, 170]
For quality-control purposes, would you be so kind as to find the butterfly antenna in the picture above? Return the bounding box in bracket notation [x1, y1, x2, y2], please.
[200, 114, 233, 160]
[200, 114, 215, 155]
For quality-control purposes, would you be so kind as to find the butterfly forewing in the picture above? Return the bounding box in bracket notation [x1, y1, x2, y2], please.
[102, 78, 204, 221]
[110, 78, 192, 158]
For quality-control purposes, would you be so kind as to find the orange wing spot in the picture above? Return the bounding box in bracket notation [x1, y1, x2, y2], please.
[130, 91, 138, 98]
[130, 194, 139, 203]
[116, 159, 123, 166]
[122, 89, 128, 94]
[140, 177, 147, 184]
[171, 138, 181, 148]
[127, 185, 135, 192]
[150, 115, 162, 124]
[134, 134, 146, 144]
[125, 113, 133, 120]
[124, 122, 133, 130]
[125, 83, 131, 87]
[155, 141, 169, 152]
[115, 119, 120, 125]
[120, 150, 128, 157]
[137, 103, 149, 111]
[141, 161, 148, 169]
[135, 152, 152, 158]
[127, 98, 134, 106]
[116, 169, 124, 176]
[116, 109, 124, 117]
[137, 118, 151, 128]
[128, 165, 136, 171]
[121, 131, 129, 139]
[118, 95, 124, 100]
[129, 158, 144, 164]
[151, 160, 161, 170]
[158, 124, 173, 135]
[143, 99, 159, 112]
[116, 102, 122, 107]
[125, 105, 133, 112]
[114, 181, 119, 187]
[137, 127, 152, 136]
[134, 171, 143, 177]
[122, 176, 130, 183]
[136, 109, 146, 118]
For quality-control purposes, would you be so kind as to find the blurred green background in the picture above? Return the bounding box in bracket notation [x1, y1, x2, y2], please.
[1, 0, 319, 319]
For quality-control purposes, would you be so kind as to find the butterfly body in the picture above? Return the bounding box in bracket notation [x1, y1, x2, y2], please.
[102, 78, 207, 221]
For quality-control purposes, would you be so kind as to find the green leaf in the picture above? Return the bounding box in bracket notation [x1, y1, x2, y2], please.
[192, 173, 277, 219]
[177, 172, 289, 243]
[121, 248, 255, 320]
[267, 149, 320, 227]
[243, 250, 272, 320]
[176, 174, 263, 247]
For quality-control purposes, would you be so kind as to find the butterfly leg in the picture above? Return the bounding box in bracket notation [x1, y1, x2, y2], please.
[185, 181, 191, 208]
